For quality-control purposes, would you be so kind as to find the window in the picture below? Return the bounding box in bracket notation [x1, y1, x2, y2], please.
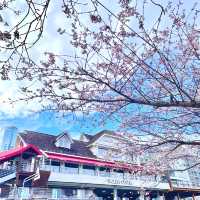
[55, 134, 73, 149]
[124, 171, 135, 179]
[98, 147, 108, 157]
[51, 161, 60, 166]
[62, 188, 75, 197]
[20, 188, 30, 199]
[40, 159, 51, 170]
[111, 169, 124, 179]
[111, 151, 122, 161]
[56, 137, 71, 148]
[82, 165, 95, 176]
[52, 188, 59, 199]
[51, 161, 60, 172]
[64, 163, 79, 174]
[99, 167, 110, 177]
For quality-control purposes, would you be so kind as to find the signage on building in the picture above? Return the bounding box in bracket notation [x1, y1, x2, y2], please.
[107, 178, 134, 186]
[49, 173, 170, 190]
[105, 178, 169, 190]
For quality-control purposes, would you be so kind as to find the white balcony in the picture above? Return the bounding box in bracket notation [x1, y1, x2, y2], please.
[7, 187, 91, 200]
[39, 164, 169, 190]
[171, 179, 200, 189]
[48, 172, 169, 190]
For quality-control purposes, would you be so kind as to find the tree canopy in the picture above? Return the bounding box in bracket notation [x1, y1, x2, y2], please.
[0, 0, 200, 172]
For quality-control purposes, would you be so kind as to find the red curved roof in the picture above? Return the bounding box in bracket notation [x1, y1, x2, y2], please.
[0, 144, 142, 172]
[0, 144, 41, 163]
[47, 152, 115, 167]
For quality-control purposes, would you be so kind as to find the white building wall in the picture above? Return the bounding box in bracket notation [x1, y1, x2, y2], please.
[48, 172, 170, 190]
[90, 134, 139, 163]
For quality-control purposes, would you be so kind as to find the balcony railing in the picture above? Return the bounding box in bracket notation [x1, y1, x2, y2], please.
[171, 179, 200, 189]
[0, 167, 16, 178]
[0, 161, 33, 173]
[40, 164, 159, 180]
[6, 187, 104, 200]
[39, 164, 167, 190]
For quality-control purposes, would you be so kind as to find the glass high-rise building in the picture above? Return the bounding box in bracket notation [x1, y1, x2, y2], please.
[0, 127, 18, 151]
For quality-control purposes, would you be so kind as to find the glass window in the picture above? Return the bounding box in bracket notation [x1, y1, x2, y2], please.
[44, 159, 50, 165]
[64, 163, 79, 174]
[20, 188, 30, 199]
[124, 171, 134, 179]
[41, 159, 51, 171]
[62, 188, 74, 197]
[82, 165, 95, 175]
[51, 161, 60, 166]
[52, 188, 59, 199]
[111, 151, 122, 161]
[111, 169, 124, 179]
[51, 161, 60, 172]
[98, 147, 108, 157]
[99, 167, 110, 177]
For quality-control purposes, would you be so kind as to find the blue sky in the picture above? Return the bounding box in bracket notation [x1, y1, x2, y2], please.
[0, 111, 120, 137]
[0, 0, 198, 138]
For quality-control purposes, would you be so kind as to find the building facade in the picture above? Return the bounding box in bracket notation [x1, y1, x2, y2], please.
[0, 130, 199, 200]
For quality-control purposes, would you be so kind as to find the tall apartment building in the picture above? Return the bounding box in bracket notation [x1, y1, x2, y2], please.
[0, 127, 17, 151]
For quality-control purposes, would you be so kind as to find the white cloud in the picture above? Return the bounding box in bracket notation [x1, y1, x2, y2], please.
[0, 1, 67, 117]
[0, 80, 43, 117]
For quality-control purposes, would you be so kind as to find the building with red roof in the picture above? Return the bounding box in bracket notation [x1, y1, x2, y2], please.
[0, 130, 199, 199]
